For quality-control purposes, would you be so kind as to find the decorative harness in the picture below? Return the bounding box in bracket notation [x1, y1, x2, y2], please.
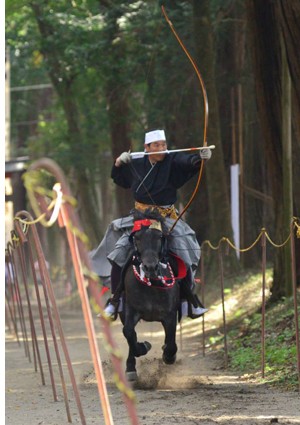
[132, 261, 175, 289]
[130, 219, 187, 290]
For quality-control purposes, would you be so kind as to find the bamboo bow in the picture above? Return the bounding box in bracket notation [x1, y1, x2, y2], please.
[161, 5, 209, 232]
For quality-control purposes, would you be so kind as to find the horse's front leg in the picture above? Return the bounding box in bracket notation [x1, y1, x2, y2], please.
[125, 345, 138, 382]
[123, 308, 151, 380]
[123, 309, 152, 357]
[161, 312, 178, 365]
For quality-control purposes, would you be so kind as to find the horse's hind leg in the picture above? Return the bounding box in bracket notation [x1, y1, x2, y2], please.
[161, 314, 177, 365]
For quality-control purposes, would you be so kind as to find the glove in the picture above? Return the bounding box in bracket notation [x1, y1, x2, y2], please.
[199, 148, 212, 160]
[118, 151, 131, 164]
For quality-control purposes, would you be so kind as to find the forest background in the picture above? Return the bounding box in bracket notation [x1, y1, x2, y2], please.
[5, 0, 300, 300]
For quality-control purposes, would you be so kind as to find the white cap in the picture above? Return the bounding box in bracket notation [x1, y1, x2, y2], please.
[145, 129, 166, 145]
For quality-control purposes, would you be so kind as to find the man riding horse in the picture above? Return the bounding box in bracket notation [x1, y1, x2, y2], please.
[90, 129, 212, 320]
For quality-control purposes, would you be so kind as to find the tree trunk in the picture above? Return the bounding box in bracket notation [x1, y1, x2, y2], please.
[246, 0, 300, 298]
[31, 2, 103, 246]
[281, 34, 293, 296]
[278, 1, 300, 110]
[277, 0, 300, 288]
[192, 1, 235, 248]
[106, 84, 133, 217]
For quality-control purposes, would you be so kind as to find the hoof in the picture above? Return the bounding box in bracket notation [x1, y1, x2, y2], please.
[126, 371, 138, 382]
[135, 341, 152, 357]
[163, 353, 176, 365]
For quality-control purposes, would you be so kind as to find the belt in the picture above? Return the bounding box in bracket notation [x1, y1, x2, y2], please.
[134, 201, 178, 220]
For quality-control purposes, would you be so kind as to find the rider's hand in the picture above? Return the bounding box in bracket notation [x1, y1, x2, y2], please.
[115, 151, 131, 167]
[199, 148, 212, 160]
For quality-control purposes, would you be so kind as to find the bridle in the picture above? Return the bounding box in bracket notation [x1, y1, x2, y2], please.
[130, 219, 176, 288]
[129, 219, 166, 265]
[132, 261, 176, 289]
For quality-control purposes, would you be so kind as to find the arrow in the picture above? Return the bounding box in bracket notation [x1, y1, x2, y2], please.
[130, 145, 215, 159]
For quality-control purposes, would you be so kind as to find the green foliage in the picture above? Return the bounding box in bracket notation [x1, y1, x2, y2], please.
[205, 268, 299, 390]
[228, 297, 299, 390]
[6, 0, 197, 165]
[6, 0, 201, 239]
[6, 0, 112, 168]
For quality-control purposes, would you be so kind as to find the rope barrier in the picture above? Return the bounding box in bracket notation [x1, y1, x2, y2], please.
[265, 231, 291, 248]
[22, 167, 119, 326]
[202, 217, 299, 253]
[22, 171, 77, 227]
[19, 159, 140, 425]
[293, 216, 300, 237]
[7, 162, 300, 413]
[21, 168, 115, 320]
[200, 215, 300, 391]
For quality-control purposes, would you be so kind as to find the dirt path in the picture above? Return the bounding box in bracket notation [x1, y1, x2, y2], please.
[5, 308, 300, 425]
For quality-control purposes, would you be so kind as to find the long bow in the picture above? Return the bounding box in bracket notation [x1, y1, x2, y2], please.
[161, 5, 209, 232]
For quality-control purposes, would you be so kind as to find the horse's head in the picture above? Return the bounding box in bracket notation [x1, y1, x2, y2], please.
[131, 209, 167, 279]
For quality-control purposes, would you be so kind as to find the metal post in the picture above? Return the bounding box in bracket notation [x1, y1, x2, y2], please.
[16, 241, 46, 386]
[261, 230, 267, 378]
[200, 248, 206, 357]
[290, 220, 300, 391]
[28, 158, 140, 425]
[7, 242, 31, 361]
[218, 244, 228, 368]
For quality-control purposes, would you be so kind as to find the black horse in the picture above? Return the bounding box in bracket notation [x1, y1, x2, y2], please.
[119, 209, 185, 381]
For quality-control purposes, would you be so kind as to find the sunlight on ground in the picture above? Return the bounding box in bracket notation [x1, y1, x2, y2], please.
[183, 270, 272, 335]
[138, 410, 300, 423]
[108, 273, 268, 340]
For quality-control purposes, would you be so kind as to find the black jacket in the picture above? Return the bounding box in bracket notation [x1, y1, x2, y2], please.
[111, 152, 201, 205]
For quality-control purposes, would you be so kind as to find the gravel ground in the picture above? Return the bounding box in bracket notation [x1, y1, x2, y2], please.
[5, 307, 300, 425]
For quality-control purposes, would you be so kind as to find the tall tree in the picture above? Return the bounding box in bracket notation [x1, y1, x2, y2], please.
[30, 0, 105, 245]
[246, 0, 300, 298]
[192, 0, 234, 249]
[98, 1, 136, 216]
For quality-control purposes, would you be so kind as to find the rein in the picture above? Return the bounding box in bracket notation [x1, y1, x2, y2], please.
[130, 217, 187, 290]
